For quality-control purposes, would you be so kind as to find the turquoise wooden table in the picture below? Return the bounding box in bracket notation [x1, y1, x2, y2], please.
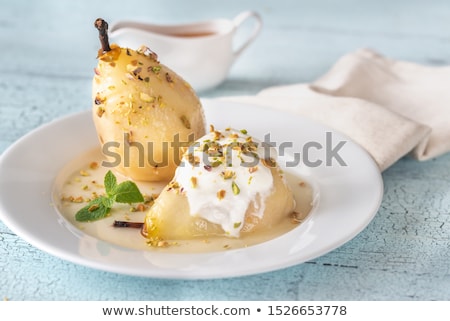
[1, 0, 449, 300]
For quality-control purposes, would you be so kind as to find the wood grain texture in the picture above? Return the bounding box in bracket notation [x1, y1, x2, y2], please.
[1, 0, 449, 300]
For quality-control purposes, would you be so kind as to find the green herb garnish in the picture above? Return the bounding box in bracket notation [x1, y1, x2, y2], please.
[75, 170, 144, 222]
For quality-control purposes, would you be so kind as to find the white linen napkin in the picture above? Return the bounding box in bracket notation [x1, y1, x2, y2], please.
[218, 48, 450, 171]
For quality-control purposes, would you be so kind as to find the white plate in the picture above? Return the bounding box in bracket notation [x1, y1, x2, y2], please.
[0, 100, 383, 279]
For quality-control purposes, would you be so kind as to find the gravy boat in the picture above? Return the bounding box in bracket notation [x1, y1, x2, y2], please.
[109, 11, 263, 92]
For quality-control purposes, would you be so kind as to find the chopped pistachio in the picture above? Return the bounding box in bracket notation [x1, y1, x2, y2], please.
[88, 204, 99, 212]
[232, 181, 240, 195]
[187, 154, 200, 166]
[217, 189, 226, 200]
[249, 166, 258, 173]
[149, 66, 161, 74]
[89, 162, 99, 170]
[180, 115, 191, 129]
[262, 157, 277, 168]
[190, 176, 197, 188]
[206, 142, 223, 157]
[94, 95, 105, 105]
[96, 106, 105, 118]
[221, 170, 235, 180]
[140, 92, 155, 103]
[211, 160, 222, 168]
[135, 203, 146, 212]
[167, 181, 180, 192]
[213, 131, 223, 140]
[290, 212, 304, 224]
[137, 46, 158, 61]
[132, 67, 142, 75]
[165, 72, 173, 83]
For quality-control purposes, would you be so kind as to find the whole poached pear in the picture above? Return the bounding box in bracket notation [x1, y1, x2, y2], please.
[92, 19, 206, 182]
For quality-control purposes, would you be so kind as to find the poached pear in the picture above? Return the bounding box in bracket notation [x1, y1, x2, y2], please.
[92, 18, 206, 182]
[142, 128, 296, 242]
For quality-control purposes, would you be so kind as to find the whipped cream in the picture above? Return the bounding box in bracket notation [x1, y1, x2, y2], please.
[173, 127, 277, 237]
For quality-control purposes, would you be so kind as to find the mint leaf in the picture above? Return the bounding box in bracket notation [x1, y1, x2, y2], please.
[101, 196, 114, 208]
[113, 181, 145, 204]
[75, 171, 144, 222]
[75, 197, 111, 222]
[104, 170, 117, 197]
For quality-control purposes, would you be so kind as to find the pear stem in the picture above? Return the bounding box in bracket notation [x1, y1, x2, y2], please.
[94, 18, 111, 52]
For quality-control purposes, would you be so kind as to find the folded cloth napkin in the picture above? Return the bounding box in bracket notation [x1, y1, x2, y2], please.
[218, 48, 450, 171]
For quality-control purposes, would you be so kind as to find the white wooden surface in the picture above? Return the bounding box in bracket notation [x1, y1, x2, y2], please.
[0, 0, 449, 300]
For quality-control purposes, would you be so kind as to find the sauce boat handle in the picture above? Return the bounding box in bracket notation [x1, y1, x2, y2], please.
[232, 11, 263, 60]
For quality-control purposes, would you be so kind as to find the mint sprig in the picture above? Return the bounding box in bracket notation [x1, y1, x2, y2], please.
[75, 170, 144, 222]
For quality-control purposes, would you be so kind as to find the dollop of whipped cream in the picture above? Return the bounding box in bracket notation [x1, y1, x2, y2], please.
[173, 127, 278, 237]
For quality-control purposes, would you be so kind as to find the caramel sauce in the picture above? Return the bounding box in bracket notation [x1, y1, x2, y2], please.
[53, 148, 315, 253]
[167, 31, 216, 38]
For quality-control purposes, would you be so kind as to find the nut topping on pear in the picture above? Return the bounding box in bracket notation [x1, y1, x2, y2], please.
[92, 18, 206, 182]
[142, 128, 296, 241]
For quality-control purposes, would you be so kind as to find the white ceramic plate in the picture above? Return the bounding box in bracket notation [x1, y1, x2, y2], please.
[0, 100, 383, 279]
